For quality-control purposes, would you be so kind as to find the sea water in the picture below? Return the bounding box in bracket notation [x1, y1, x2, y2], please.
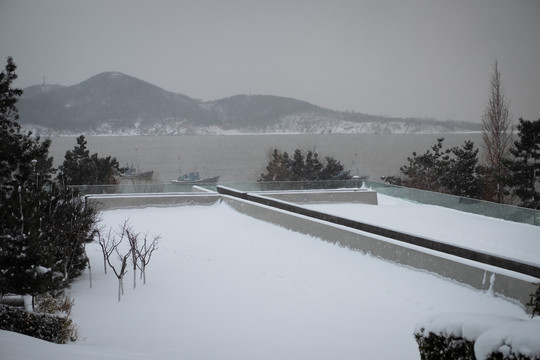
[47, 133, 483, 183]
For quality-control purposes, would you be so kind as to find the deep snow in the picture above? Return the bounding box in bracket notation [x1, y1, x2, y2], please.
[1, 194, 538, 359]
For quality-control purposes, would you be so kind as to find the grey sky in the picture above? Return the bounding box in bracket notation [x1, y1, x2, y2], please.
[1, 0, 539, 123]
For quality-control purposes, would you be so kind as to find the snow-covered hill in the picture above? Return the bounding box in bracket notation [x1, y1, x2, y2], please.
[18, 72, 481, 136]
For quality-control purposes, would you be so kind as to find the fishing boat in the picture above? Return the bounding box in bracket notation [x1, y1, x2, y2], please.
[170, 172, 219, 184]
[120, 165, 154, 180]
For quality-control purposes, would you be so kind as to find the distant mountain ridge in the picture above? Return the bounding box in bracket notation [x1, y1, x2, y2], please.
[17, 71, 482, 135]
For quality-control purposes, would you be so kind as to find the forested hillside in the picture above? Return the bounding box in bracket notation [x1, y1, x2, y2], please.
[17, 71, 482, 135]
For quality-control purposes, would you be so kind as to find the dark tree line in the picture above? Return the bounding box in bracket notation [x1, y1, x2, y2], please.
[384, 119, 540, 209]
[259, 148, 351, 182]
[384, 60, 539, 210]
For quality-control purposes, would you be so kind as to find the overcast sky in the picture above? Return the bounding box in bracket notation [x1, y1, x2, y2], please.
[1, 0, 539, 123]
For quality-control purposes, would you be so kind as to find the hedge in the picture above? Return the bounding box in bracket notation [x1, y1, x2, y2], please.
[415, 313, 540, 360]
[0, 304, 77, 344]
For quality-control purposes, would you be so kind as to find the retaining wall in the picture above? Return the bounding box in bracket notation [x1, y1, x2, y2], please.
[255, 188, 378, 205]
[219, 191, 538, 312]
[86, 192, 221, 211]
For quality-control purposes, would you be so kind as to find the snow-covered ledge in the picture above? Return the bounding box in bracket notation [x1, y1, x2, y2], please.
[86, 192, 220, 211]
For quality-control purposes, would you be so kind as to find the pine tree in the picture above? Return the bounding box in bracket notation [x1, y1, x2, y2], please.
[0, 57, 57, 302]
[0, 185, 63, 307]
[290, 149, 305, 181]
[320, 157, 350, 180]
[385, 138, 481, 198]
[443, 140, 481, 198]
[57, 135, 123, 186]
[258, 148, 351, 182]
[0, 57, 53, 191]
[387, 138, 447, 192]
[259, 149, 290, 181]
[304, 150, 323, 180]
[43, 187, 98, 284]
[0, 57, 98, 305]
[506, 118, 540, 209]
[57, 135, 93, 186]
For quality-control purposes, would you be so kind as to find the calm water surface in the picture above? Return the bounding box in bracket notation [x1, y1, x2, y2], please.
[48, 133, 483, 183]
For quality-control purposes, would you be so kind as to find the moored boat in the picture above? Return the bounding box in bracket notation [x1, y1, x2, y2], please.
[170, 172, 219, 184]
[120, 166, 154, 180]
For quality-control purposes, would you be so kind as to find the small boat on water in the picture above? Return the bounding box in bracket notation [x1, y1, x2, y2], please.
[170, 172, 219, 184]
[120, 166, 154, 180]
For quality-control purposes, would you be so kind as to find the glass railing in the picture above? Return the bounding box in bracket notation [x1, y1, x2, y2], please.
[74, 180, 539, 226]
[364, 181, 540, 226]
[72, 183, 210, 194]
[73, 179, 366, 194]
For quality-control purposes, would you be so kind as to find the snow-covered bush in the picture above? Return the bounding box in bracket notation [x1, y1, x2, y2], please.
[414, 329, 475, 359]
[475, 321, 540, 360]
[414, 313, 533, 360]
[0, 304, 78, 344]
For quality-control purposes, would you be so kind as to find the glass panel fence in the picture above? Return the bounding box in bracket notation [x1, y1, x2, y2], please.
[74, 179, 539, 226]
[364, 181, 540, 226]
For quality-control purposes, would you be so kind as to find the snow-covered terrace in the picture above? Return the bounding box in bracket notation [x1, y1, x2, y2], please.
[85, 183, 540, 309]
[2, 183, 539, 359]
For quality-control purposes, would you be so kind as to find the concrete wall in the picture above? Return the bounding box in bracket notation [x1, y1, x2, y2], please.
[257, 189, 378, 205]
[86, 192, 220, 211]
[221, 194, 538, 312]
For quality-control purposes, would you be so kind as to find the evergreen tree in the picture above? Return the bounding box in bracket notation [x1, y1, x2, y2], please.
[385, 138, 481, 198]
[259, 148, 350, 182]
[259, 149, 290, 181]
[443, 140, 481, 198]
[0, 57, 98, 306]
[290, 149, 305, 181]
[0, 57, 53, 191]
[0, 185, 64, 305]
[386, 138, 447, 192]
[57, 135, 92, 186]
[41, 187, 98, 284]
[320, 156, 350, 180]
[506, 118, 540, 209]
[304, 150, 323, 180]
[58, 135, 123, 186]
[0, 57, 57, 302]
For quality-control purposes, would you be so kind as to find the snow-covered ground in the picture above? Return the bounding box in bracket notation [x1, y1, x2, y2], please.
[306, 195, 540, 267]
[1, 194, 538, 359]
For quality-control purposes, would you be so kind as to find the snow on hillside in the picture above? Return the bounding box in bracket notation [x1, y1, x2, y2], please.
[0, 195, 536, 359]
[21, 118, 480, 137]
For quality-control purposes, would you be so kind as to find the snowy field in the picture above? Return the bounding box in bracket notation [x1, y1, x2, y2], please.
[1, 195, 538, 359]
